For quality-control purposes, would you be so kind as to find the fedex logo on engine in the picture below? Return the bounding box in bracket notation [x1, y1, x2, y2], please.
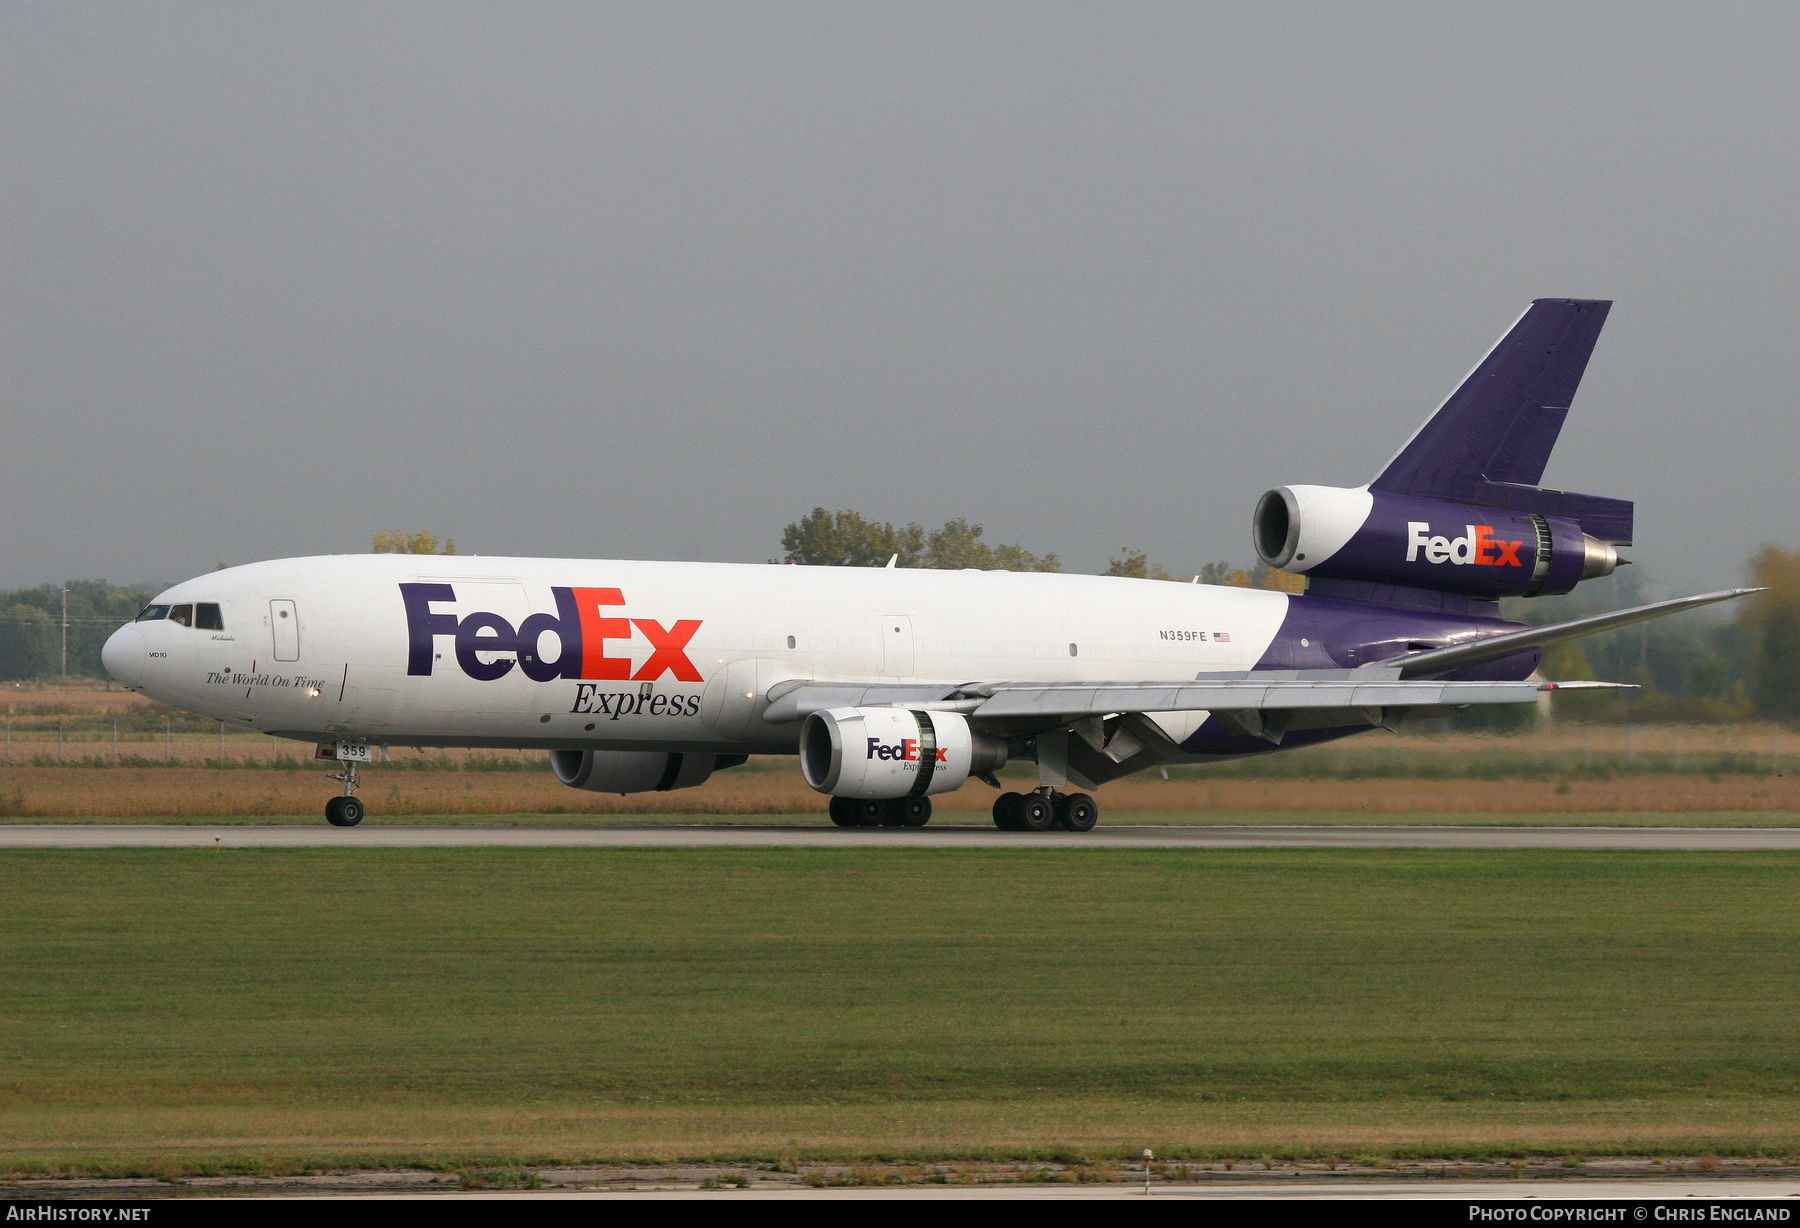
[1405, 523, 1525, 568]
[867, 738, 948, 764]
[401, 583, 702, 683]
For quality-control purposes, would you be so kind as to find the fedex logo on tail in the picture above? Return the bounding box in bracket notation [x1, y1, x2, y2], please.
[1405, 523, 1526, 568]
[867, 738, 948, 764]
[401, 583, 702, 683]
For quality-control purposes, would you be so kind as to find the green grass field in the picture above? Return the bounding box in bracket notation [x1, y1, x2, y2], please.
[6, 847, 1800, 1173]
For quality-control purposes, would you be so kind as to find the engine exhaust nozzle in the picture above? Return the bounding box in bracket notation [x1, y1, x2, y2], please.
[1580, 536, 1622, 581]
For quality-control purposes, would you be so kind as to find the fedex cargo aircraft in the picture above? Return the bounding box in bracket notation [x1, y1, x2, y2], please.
[101, 300, 1748, 829]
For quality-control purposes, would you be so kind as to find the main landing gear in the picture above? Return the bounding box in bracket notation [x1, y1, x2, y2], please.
[822, 790, 1099, 831]
[828, 796, 933, 827]
[324, 759, 365, 827]
[993, 788, 1098, 832]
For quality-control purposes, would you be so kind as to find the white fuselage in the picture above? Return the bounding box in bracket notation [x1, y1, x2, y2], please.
[103, 555, 1290, 754]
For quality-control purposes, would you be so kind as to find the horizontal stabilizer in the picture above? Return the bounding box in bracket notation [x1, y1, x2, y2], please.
[1367, 588, 1760, 679]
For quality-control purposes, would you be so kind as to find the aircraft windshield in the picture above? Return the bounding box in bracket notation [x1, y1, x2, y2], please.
[135, 605, 170, 622]
[196, 603, 224, 630]
[169, 605, 193, 628]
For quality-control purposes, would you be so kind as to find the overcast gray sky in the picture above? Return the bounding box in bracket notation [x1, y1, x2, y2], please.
[2, 3, 1793, 597]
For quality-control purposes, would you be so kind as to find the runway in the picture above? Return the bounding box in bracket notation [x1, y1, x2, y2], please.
[7, 823, 1800, 849]
[17, 1176, 1800, 1200]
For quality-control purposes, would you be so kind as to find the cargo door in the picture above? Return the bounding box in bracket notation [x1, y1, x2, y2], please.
[877, 614, 914, 677]
[270, 600, 300, 661]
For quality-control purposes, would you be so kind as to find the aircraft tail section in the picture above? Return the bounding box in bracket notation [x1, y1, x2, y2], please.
[1255, 299, 1637, 602]
[1370, 298, 1632, 544]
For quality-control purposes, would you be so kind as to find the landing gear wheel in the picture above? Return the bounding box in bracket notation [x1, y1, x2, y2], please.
[1016, 793, 1055, 832]
[323, 759, 364, 827]
[897, 796, 932, 827]
[1057, 792, 1098, 832]
[993, 792, 1024, 830]
[828, 796, 863, 827]
[855, 799, 887, 826]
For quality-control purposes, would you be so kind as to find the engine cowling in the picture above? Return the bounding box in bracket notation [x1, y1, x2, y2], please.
[550, 749, 718, 794]
[800, 707, 1008, 799]
[1253, 484, 1621, 599]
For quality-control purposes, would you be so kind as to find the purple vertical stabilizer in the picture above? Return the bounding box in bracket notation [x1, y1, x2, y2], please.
[1370, 299, 1632, 544]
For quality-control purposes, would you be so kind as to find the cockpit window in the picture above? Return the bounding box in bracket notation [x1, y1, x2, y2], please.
[135, 605, 170, 622]
[196, 603, 224, 631]
[169, 604, 194, 628]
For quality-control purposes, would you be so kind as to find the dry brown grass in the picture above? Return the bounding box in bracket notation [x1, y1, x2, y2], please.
[0, 764, 817, 817]
[4, 683, 1797, 819]
[2, 680, 160, 717]
[1, 763, 1798, 818]
[7, 1096, 1800, 1170]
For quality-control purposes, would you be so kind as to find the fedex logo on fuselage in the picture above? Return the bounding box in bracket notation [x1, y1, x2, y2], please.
[1405, 523, 1525, 568]
[401, 583, 702, 683]
[867, 737, 948, 764]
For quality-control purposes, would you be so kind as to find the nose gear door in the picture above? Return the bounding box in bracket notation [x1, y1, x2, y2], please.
[270, 600, 300, 661]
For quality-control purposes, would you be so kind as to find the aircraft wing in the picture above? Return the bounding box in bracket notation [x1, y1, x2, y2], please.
[761, 674, 1624, 724]
[762, 586, 1752, 730]
[951, 676, 1618, 718]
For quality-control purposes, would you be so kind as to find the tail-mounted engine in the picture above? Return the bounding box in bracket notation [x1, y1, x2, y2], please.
[1253, 299, 1634, 600]
[1253, 485, 1621, 599]
[800, 707, 1008, 799]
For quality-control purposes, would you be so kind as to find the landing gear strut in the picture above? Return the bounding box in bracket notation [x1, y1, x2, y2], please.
[993, 788, 1097, 832]
[324, 759, 365, 827]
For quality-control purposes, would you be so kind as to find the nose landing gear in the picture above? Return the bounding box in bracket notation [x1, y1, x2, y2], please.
[993, 788, 1097, 832]
[324, 759, 365, 827]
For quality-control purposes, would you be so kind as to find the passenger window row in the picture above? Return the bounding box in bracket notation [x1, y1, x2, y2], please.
[136, 602, 224, 630]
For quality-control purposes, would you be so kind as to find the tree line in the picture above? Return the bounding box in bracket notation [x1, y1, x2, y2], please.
[3, 518, 1795, 726]
[778, 507, 1303, 591]
[1524, 544, 1800, 723]
[774, 507, 1795, 722]
[0, 580, 160, 681]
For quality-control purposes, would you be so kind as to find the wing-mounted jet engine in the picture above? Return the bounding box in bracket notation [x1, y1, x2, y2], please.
[1253, 299, 1631, 601]
[550, 749, 748, 794]
[798, 706, 1008, 826]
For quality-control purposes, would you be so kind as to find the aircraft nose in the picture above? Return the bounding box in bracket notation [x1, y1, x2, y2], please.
[102, 625, 146, 688]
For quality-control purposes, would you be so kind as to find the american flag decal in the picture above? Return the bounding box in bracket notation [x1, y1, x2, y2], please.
[1214, 631, 1230, 642]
